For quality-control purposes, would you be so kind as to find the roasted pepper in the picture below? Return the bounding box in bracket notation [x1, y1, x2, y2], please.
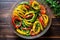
[32, 1, 40, 10]
[12, 16, 22, 28]
[25, 11, 37, 22]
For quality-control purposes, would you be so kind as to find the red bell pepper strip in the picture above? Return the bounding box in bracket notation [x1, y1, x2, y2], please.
[24, 5, 30, 9]
[30, 30, 35, 36]
[40, 5, 46, 14]
[25, 13, 33, 19]
[29, 0, 34, 5]
[40, 10, 46, 14]
[22, 27, 31, 30]
[12, 16, 22, 28]
[38, 16, 45, 27]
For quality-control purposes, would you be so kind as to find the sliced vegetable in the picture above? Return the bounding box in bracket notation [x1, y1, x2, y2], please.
[12, 16, 22, 28]
[40, 5, 46, 14]
[25, 11, 37, 22]
[32, 1, 40, 10]
[16, 29, 30, 36]
[24, 5, 30, 9]
[22, 27, 31, 30]
[30, 21, 43, 35]
[12, 0, 49, 36]
[38, 14, 49, 28]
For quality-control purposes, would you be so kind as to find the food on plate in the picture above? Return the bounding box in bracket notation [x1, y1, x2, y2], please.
[12, 0, 49, 36]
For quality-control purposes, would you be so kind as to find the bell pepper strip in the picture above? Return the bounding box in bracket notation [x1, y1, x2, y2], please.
[20, 1, 29, 5]
[16, 29, 30, 36]
[13, 10, 19, 17]
[40, 5, 45, 10]
[22, 27, 31, 30]
[16, 4, 27, 14]
[25, 13, 33, 19]
[12, 16, 22, 28]
[40, 5, 46, 14]
[30, 21, 43, 35]
[24, 5, 30, 9]
[23, 19, 32, 27]
[22, 19, 32, 27]
[31, 1, 40, 10]
[38, 14, 48, 28]
[14, 5, 29, 18]
[19, 5, 28, 13]
[42, 14, 49, 27]
[29, 0, 34, 5]
[25, 11, 37, 22]
[38, 16, 45, 27]
[22, 20, 27, 27]
[13, 7, 24, 19]
[30, 30, 35, 36]
[40, 10, 46, 14]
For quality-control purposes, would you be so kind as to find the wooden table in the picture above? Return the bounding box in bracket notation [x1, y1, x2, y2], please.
[0, 0, 60, 40]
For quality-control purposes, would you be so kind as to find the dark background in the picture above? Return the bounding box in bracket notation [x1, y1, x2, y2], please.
[0, 0, 60, 40]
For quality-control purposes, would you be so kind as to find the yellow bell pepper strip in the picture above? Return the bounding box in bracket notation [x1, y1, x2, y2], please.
[31, 1, 40, 10]
[23, 19, 32, 27]
[25, 11, 37, 22]
[42, 14, 49, 27]
[38, 14, 48, 28]
[16, 5, 28, 14]
[12, 16, 22, 29]
[14, 4, 29, 19]
[16, 29, 30, 36]
[30, 21, 43, 36]
[13, 7, 24, 20]
[16, 29, 27, 35]
[21, 5, 28, 13]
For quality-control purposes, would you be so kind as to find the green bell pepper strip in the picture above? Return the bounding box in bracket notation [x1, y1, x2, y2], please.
[25, 11, 37, 22]
[20, 1, 29, 5]
[23, 19, 32, 27]
[22, 20, 27, 27]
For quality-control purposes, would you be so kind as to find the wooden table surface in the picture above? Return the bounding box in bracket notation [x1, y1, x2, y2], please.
[0, 0, 60, 40]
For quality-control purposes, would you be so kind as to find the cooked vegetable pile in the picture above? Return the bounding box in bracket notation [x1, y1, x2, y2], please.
[12, 0, 49, 36]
